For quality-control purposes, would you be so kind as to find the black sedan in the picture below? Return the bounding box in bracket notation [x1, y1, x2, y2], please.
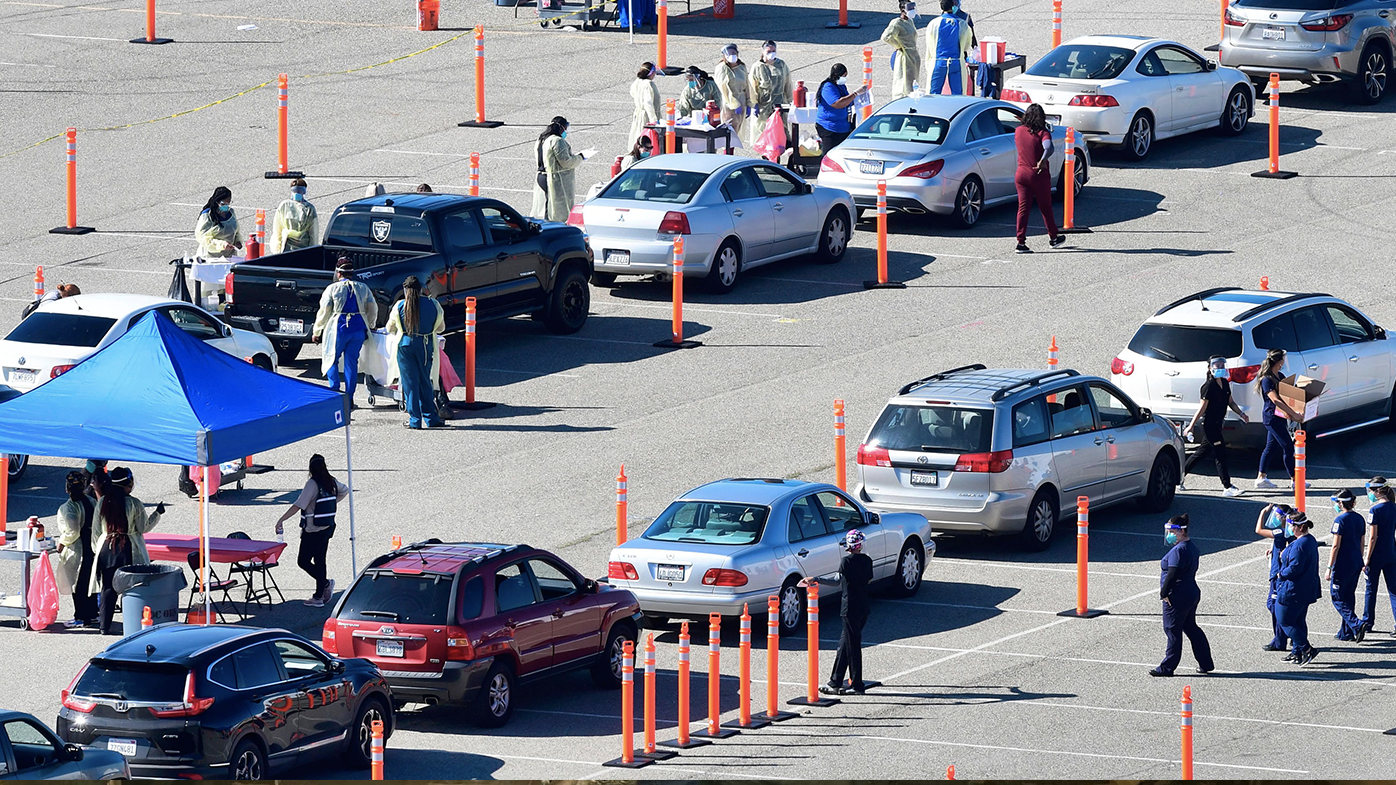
[57, 624, 393, 780]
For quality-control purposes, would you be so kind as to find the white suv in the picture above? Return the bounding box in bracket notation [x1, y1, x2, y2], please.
[1111, 288, 1396, 442]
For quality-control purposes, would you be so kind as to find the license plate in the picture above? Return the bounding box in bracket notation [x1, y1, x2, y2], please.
[278, 317, 304, 334]
[108, 739, 138, 757]
[1261, 26, 1285, 40]
[858, 160, 885, 175]
[910, 470, 939, 487]
[6, 369, 35, 386]
[656, 564, 685, 582]
[604, 250, 630, 266]
[1045, 114, 1062, 125]
[376, 639, 404, 658]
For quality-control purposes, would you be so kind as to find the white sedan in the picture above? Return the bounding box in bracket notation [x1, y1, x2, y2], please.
[1002, 35, 1255, 160]
[0, 293, 277, 391]
[581, 154, 855, 294]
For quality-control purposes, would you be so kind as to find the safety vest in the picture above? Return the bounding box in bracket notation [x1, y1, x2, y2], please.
[302, 481, 338, 531]
[933, 14, 962, 61]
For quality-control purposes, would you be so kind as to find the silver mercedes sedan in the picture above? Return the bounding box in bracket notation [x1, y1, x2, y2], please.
[606, 477, 934, 636]
[581, 154, 855, 293]
[818, 94, 1090, 228]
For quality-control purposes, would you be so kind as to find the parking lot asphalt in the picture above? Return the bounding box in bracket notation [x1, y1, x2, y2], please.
[3, 0, 1396, 778]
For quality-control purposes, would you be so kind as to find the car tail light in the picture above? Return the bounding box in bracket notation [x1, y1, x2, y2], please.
[702, 568, 749, 587]
[446, 627, 475, 661]
[224, 272, 234, 303]
[566, 206, 585, 227]
[954, 449, 1014, 473]
[1301, 13, 1351, 30]
[657, 211, 691, 235]
[820, 156, 845, 173]
[1000, 88, 1032, 103]
[321, 619, 337, 655]
[149, 671, 215, 718]
[1111, 357, 1134, 376]
[897, 160, 945, 180]
[1067, 94, 1119, 107]
[60, 664, 94, 713]
[608, 561, 639, 580]
[1228, 364, 1261, 384]
[856, 444, 891, 467]
[50, 364, 75, 379]
[1223, 7, 1245, 26]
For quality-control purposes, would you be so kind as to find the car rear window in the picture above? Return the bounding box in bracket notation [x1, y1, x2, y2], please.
[1128, 324, 1243, 363]
[643, 502, 769, 546]
[74, 660, 187, 702]
[4, 313, 116, 348]
[326, 213, 434, 253]
[1027, 44, 1136, 80]
[338, 571, 454, 625]
[1235, 0, 1339, 8]
[599, 169, 709, 204]
[867, 404, 993, 453]
[849, 114, 949, 144]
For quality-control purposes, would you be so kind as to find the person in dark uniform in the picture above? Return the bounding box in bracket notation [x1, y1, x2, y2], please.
[1360, 477, 1396, 635]
[276, 454, 349, 607]
[1256, 503, 1295, 652]
[1276, 511, 1321, 664]
[93, 483, 134, 636]
[801, 529, 874, 695]
[1181, 356, 1248, 496]
[1150, 514, 1214, 676]
[1326, 489, 1366, 642]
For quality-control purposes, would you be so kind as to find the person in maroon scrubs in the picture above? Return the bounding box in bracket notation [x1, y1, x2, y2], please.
[1013, 104, 1065, 254]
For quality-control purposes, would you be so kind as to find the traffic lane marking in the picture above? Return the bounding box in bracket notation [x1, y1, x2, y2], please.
[1023, 700, 1390, 734]
[930, 554, 1276, 587]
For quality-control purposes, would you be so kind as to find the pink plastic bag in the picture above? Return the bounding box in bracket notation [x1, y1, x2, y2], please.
[438, 347, 462, 391]
[27, 552, 59, 631]
[189, 464, 222, 496]
[752, 111, 788, 162]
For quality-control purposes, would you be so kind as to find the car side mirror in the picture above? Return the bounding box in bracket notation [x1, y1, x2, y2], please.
[526, 221, 542, 236]
[866, 512, 881, 526]
[1139, 407, 1154, 423]
[1205, 59, 1218, 71]
[63, 744, 84, 762]
[223, 324, 233, 337]
[803, 182, 814, 195]
[583, 578, 599, 594]
[329, 659, 346, 675]
[1375, 325, 1386, 339]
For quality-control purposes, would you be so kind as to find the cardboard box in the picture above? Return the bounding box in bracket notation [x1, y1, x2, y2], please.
[1276, 374, 1325, 422]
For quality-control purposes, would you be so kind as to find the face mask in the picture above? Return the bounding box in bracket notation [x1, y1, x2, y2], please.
[1212, 367, 1228, 378]
[1334, 503, 1344, 514]
[1284, 524, 1295, 537]
[219, 203, 232, 213]
[639, 150, 651, 158]
[561, 131, 568, 139]
[85, 461, 97, 473]
[688, 78, 697, 86]
[1165, 533, 1179, 546]
[726, 54, 739, 64]
[837, 77, 847, 86]
[1369, 491, 1378, 503]
[1263, 511, 1282, 530]
[765, 51, 777, 62]
[907, 9, 918, 18]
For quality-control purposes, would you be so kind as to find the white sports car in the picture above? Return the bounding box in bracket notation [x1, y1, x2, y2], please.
[1002, 35, 1255, 160]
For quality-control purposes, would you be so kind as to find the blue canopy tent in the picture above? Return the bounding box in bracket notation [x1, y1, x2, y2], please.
[0, 312, 358, 619]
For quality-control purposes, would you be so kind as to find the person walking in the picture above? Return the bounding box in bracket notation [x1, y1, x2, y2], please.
[275, 454, 348, 607]
[1013, 104, 1064, 254]
[749, 40, 793, 146]
[1360, 476, 1396, 635]
[1327, 489, 1367, 642]
[312, 258, 378, 406]
[194, 186, 242, 259]
[385, 276, 446, 430]
[629, 62, 663, 149]
[268, 178, 319, 255]
[815, 64, 867, 156]
[55, 471, 98, 628]
[716, 44, 752, 139]
[881, 1, 923, 99]
[676, 66, 721, 119]
[1276, 511, 1321, 665]
[531, 117, 591, 223]
[801, 529, 874, 695]
[1150, 514, 1214, 676]
[1257, 503, 1295, 652]
[1255, 348, 1304, 490]
[925, 0, 972, 95]
[1181, 355, 1248, 496]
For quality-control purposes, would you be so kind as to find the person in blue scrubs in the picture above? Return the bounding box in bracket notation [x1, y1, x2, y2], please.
[925, 0, 972, 95]
[617, 0, 657, 31]
[1276, 511, 1321, 665]
[1326, 489, 1367, 642]
[1150, 514, 1214, 677]
[386, 276, 446, 430]
[1360, 476, 1396, 634]
[312, 258, 377, 407]
[1256, 503, 1295, 652]
[814, 64, 867, 158]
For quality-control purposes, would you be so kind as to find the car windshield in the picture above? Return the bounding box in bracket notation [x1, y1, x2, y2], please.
[643, 502, 769, 546]
[4, 313, 116, 348]
[74, 660, 188, 702]
[867, 404, 993, 453]
[1235, 0, 1340, 8]
[326, 213, 433, 253]
[598, 169, 709, 204]
[338, 572, 454, 625]
[1128, 324, 1244, 363]
[1028, 44, 1136, 80]
[848, 114, 950, 144]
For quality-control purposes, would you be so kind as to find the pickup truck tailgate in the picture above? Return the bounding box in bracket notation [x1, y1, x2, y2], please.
[227, 264, 332, 338]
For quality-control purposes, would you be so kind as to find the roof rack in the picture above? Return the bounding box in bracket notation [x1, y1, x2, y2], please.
[1153, 287, 1242, 317]
[898, 364, 988, 396]
[729, 478, 787, 484]
[991, 369, 1080, 402]
[1232, 293, 1330, 323]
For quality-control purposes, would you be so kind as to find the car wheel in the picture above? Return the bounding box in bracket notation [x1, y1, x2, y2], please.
[1019, 490, 1058, 552]
[474, 661, 516, 727]
[815, 208, 850, 264]
[6, 454, 27, 481]
[889, 539, 925, 597]
[230, 738, 267, 781]
[1355, 44, 1389, 104]
[639, 613, 670, 630]
[590, 271, 618, 287]
[1124, 113, 1153, 160]
[345, 697, 389, 769]
[591, 621, 637, 688]
[273, 341, 301, 367]
[705, 240, 741, 293]
[777, 578, 805, 637]
[543, 266, 590, 334]
[1139, 450, 1179, 512]
[1055, 151, 1088, 201]
[251, 354, 274, 372]
[1219, 87, 1251, 136]
[951, 176, 983, 228]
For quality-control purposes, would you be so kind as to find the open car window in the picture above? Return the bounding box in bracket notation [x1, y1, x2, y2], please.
[598, 168, 709, 204]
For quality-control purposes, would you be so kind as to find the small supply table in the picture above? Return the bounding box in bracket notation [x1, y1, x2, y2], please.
[146, 534, 285, 565]
[647, 123, 736, 154]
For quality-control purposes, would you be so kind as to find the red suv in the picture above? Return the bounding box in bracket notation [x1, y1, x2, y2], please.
[322, 541, 640, 727]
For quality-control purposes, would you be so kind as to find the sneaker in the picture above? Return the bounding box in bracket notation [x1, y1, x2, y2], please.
[1223, 486, 1244, 498]
[1299, 647, 1319, 665]
[1255, 478, 1278, 489]
[1282, 480, 1312, 491]
[818, 684, 844, 696]
[1355, 626, 1367, 643]
[322, 579, 336, 602]
[1261, 643, 1286, 652]
[1049, 235, 1066, 248]
[1148, 667, 1173, 677]
[303, 597, 325, 608]
[1197, 666, 1215, 674]
[1015, 243, 1032, 254]
[1282, 651, 1299, 662]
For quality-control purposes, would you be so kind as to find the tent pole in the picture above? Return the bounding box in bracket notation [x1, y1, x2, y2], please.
[200, 476, 211, 625]
[345, 422, 357, 577]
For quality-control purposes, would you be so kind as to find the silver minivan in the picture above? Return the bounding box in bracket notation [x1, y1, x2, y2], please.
[855, 365, 1185, 551]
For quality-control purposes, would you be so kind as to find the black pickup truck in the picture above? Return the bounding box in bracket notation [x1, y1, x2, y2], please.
[225, 193, 593, 365]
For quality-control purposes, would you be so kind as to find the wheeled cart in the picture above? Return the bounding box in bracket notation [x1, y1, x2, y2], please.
[0, 547, 41, 629]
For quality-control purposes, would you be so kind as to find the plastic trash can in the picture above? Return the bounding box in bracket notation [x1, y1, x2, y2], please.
[114, 564, 188, 636]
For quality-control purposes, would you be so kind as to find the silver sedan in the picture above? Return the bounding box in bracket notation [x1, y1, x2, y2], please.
[581, 154, 855, 293]
[818, 94, 1089, 228]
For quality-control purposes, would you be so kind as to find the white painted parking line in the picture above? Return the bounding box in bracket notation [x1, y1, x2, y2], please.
[604, 301, 787, 319]
[374, 149, 533, 161]
[936, 556, 1272, 588]
[27, 32, 123, 41]
[1026, 700, 1389, 734]
[0, 61, 56, 68]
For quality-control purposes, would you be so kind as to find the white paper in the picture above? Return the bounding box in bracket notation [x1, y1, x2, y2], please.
[237, 24, 258, 30]
[579, 148, 598, 160]
[854, 90, 873, 108]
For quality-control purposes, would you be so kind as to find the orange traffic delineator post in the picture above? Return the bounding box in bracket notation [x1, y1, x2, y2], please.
[654, 237, 702, 349]
[692, 613, 740, 739]
[456, 296, 496, 409]
[459, 25, 505, 128]
[32, 267, 44, 301]
[255, 207, 267, 247]
[265, 74, 305, 179]
[834, 399, 847, 491]
[370, 719, 385, 779]
[130, 0, 172, 44]
[50, 129, 94, 235]
[664, 99, 677, 155]
[722, 605, 770, 729]
[661, 621, 713, 749]
[860, 47, 874, 121]
[1205, 0, 1228, 51]
[1046, 335, 1060, 404]
[615, 464, 628, 546]
[1259, 275, 1269, 291]
[653, 0, 681, 74]
[1060, 128, 1092, 233]
[947, 765, 956, 780]
[864, 181, 905, 289]
[754, 594, 798, 722]
[142, 606, 153, 628]
[469, 152, 480, 196]
[604, 640, 653, 768]
[1252, 73, 1296, 179]
[641, 634, 679, 760]
[825, 0, 861, 28]
[789, 583, 838, 707]
[1058, 496, 1107, 618]
[1180, 686, 1193, 779]
[1294, 430, 1306, 513]
[1051, 0, 1062, 49]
